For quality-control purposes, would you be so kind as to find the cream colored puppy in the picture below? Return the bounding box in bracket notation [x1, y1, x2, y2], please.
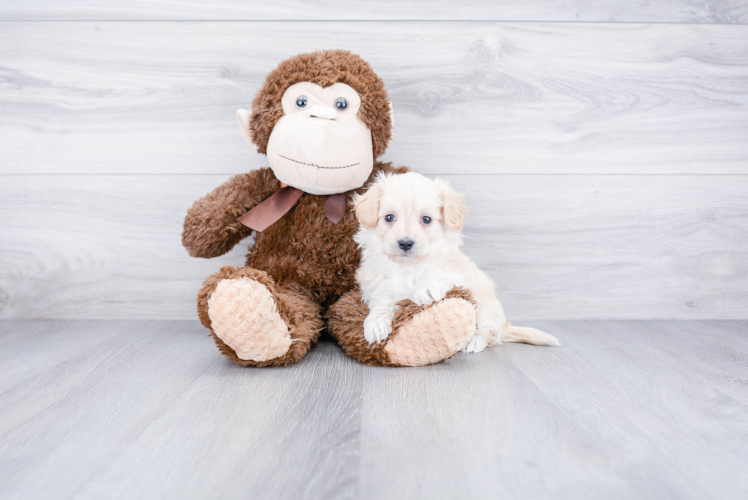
[353, 172, 559, 352]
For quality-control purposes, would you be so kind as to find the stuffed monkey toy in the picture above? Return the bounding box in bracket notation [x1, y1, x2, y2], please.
[182, 50, 477, 367]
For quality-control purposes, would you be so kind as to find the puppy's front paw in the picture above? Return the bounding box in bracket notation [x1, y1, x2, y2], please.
[364, 311, 393, 344]
[462, 335, 488, 354]
[413, 281, 451, 306]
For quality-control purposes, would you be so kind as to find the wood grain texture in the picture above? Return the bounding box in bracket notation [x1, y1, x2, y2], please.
[447, 174, 748, 320]
[1, 174, 746, 320]
[359, 320, 748, 499]
[1, 319, 746, 499]
[0, 320, 364, 500]
[2, 0, 748, 22]
[1, 22, 747, 175]
[506, 320, 748, 498]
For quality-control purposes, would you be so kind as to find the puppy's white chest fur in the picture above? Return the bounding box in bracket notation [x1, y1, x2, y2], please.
[355, 229, 465, 307]
[372, 259, 464, 304]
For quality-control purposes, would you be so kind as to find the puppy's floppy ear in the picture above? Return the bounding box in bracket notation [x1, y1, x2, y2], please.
[353, 183, 384, 229]
[438, 180, 468, 232]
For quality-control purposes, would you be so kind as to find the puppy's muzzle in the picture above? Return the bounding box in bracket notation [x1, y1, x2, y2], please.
[398, 239, 415, 252]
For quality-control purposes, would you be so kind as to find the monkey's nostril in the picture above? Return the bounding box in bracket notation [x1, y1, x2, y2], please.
[398, 239, 414, 252]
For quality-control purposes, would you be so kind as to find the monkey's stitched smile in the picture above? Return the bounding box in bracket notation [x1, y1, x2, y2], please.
[279, 154, 360, 170]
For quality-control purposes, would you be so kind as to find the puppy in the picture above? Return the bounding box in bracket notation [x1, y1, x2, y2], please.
[352, 172, 559, 352]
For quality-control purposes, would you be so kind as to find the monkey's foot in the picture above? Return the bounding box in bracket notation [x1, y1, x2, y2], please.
[328, 287, 476, 367]
[384, 290, 476, 366]
[198, 267, 322, 367]
[208, 277, 292, 362]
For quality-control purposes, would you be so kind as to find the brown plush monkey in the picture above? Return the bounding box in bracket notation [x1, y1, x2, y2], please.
[183, 50, 477, 367]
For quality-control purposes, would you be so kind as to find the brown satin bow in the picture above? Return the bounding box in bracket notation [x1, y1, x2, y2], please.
[237, 187, 347, 232]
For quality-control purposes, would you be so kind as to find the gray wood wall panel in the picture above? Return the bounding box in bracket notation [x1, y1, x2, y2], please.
[2, 0, 748, 23]
[2, 22, 747, 175]
[2, 14, 746, 320]
[1, 175, 746, 320]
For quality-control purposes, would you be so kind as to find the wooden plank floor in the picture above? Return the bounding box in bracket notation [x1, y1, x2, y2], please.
[1, 320, 746, 499]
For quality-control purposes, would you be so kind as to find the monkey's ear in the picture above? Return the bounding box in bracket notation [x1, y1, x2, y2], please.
[353, 183, 384, 229]
[438, 180, 467, 232]
[387, 102, 395, 146]
[236, 109, 258, 152]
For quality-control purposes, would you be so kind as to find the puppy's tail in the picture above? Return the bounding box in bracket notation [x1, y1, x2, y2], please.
[502, 324, 560, 346]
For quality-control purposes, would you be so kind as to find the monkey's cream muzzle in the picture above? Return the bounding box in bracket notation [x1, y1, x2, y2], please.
[238, 82, 375, 196]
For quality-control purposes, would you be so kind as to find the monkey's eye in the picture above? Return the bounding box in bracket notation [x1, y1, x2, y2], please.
[335, 97, 348, 111]
[296, 96, 308, 109]
[422, 216, 432, 225]
[384, 214, 395, 223]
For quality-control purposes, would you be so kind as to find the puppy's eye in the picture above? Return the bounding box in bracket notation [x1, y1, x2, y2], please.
[296, 96, 308, 109]
[421, 216, 432, 225]
[335, 97, 348, 111]
[384, 214, 395, 223]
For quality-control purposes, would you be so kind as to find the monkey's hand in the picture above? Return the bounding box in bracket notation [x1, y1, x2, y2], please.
[182, 168, 279, 258]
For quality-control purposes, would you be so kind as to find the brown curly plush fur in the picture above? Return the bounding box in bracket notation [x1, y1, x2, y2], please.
[183, 168, 277, 259]
[248, 50, 392, 159]
[184, 162, 407, 303]
[184, 50, 473, 368]
[197, 266, 323, 367]
[184, 162, 407, 366]
[328, 287, 476, 366]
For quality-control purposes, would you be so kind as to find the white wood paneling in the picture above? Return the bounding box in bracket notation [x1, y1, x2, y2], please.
[0, 175, 249, 319]
[2, 0, 747, 23]
[1, 22, 747, 175]
[448, 174, 748, 320]
[1, 174, 746, 320]
[1, 14, 746, 320]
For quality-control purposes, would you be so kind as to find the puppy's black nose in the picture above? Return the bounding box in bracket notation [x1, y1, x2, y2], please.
[398, 239, 414, 252]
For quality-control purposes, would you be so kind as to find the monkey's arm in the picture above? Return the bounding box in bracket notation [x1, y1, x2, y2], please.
[182, 167, 279, 258]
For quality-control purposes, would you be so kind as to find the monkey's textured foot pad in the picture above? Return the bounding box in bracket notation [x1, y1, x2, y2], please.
[328, 287, 476, 367]
[384, 295, 476, 366]
[208, 277, 292, 362]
